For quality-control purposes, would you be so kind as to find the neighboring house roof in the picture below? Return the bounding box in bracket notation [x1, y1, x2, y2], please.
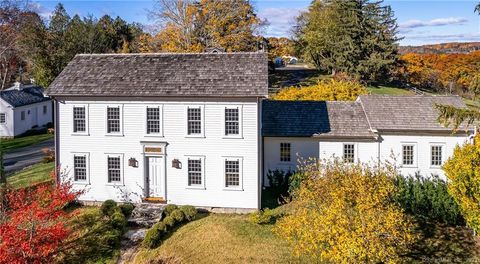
[262, 100, 376, 139]
[0, 86, 49, 107]
[357, 95, 470, 132]
[47, 52, 268, 98]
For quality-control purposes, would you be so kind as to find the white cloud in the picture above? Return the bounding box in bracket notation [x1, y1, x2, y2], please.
[27, 2, 52, 20]
[399, 17, 468, 29]
[406, 33, 480, 41]
[258, 8, 305, 37]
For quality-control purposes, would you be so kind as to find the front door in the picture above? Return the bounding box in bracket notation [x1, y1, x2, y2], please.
[147, 156, 164, 198]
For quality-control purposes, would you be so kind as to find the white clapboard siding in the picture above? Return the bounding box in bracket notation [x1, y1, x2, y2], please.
[58, 99, 260, 209]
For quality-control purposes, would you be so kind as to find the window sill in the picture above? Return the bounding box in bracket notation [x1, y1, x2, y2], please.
[430, 166, 442, 169]
[105, 183, 124, 187]
[105, 134, 124, 137]
[401, 165, 418, 169]
[222, 135, 244, 139]
[185, 135, 205, 139]
[223, 188, 244, 192]
[186, 186, 206, 190]
[144, 134, 164, 138]
[73, 182, 90, 185]
[71, 133, 90, 136]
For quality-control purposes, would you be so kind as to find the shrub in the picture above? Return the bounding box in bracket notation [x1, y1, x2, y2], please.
[272, 79, 368, 101]
[42, 148, 55, 163]
[170, 209, 185, 223]
[288, 172, 307, 194]
[101, 200, 118, 216]
[443, 136, 480, 233]
[119, 203, 135, 217]
[395, 174, 464, 225]
[110, 210, 128, 231]
[179, 205, 197, 221]
[163, 216, 176, 227]
[249, 208, 276, 225]
[164, 204, 178, 216]
[142, 222, 167, 249]
[276, 159, 416, 263]
[266, 170, 293, 202]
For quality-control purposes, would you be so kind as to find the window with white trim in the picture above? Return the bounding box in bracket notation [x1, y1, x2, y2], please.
[107, 106, 121, 134]
[0, 113, 5, 124]
[187, 158, 203, 186]
[73, 154, 88, 182]
[107, 155, 122, 183]
[280, 143, 291, 162]
[431, 145, 443, 167]
[402, 145, 415, 166]
[343, 144, 355, 163]
[146, 107, 161, 134]
[73, 106, 86, 133]
[225, 158, 242, 188]
[225, 107, 240, 136]
[20, 111, 25, 121]
[43, 105, 47, 115]
[187, 107, 202, 135]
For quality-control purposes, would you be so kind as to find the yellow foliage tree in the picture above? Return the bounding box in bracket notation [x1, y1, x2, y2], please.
[443, 136, 480, 233]
[272, 80, 368, 101]
[275, 160, 416, 263]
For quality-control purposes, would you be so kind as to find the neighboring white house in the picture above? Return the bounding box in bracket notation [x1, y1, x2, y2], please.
[263, 96, 474, 182]
[47, 52, 473, 210]
[0, 82, 52, 138]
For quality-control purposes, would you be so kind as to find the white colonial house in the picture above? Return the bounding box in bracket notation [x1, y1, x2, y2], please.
[0, 82, 53, 138]
[47, 52, 473, 211]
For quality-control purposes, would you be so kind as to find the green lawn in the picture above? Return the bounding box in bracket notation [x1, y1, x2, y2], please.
[367, 86, 415, 96]
[133, 213, 303, 264]
[1, 133, 53, 152]
[7, 162, 54, 189]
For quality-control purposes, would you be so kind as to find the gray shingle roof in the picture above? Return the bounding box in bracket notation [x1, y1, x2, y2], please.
[358, 95, 470, 132]
[0, 86, 50, 107]
[47, 52, 268, 97]
[262, 100, 376, 139]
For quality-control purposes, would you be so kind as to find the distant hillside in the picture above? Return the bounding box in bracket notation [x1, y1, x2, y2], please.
[399, 42, 480, 54]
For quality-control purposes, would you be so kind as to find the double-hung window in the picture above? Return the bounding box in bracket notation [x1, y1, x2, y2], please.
[73, 106, 86, 133]
[280, 143, 291, 162]
[431, 145, 443, 167]
[0, 113, 5, 124]
[224, 157, 242, 190]
[43, 105, 47, 115]
[107, 155, 122, 183]
[187, 157, 205, 188]
[73, 153, 89, 182]
[402, 145, 415, 166]
[107, 106, 121, 134]
[343, 144, 355, 163]
[20, 111, 25, 121]
[146, 106, 161, 135]
[187, 106, 202, 136]
[224, 107, 240, 136]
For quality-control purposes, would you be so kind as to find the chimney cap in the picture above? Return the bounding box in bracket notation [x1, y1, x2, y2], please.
[13, 81, 23, 90]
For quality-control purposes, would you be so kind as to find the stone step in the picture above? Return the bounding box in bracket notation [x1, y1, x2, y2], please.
[128, 203, 165, 228]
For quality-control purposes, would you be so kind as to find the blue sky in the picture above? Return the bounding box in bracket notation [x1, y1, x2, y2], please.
[32, 0, 480, 46]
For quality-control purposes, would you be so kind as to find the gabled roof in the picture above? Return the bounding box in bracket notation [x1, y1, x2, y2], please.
[0, 86, 50, 107]
[357, 95, 470, 132]
[262, 100, 376, 139]
[47, 52, 268, 98]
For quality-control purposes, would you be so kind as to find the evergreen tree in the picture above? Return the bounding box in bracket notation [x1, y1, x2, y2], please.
[295, 0, 400, 83]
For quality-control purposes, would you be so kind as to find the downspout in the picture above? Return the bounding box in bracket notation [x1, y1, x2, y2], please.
[258, 96, 263, 210]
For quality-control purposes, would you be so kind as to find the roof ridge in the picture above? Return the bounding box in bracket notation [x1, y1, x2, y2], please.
[75, 52, 267, 57]
[356, 97, 375, 133]
[361, 94, 461, 98]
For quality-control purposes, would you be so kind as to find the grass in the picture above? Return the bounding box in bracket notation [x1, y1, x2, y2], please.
[367, 85, 415, 96]
[133, 213, 303, 264]
[7, 162, 54, 189]
[1, 133, 53, 152]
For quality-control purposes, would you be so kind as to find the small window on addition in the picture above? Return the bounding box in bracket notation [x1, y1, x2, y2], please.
[343, 144, 355, 163]
[0, 113, 5, 124]
[280, 143, 291, 162]
[431, 145, 443, 167]
[402, 145, 414, 166]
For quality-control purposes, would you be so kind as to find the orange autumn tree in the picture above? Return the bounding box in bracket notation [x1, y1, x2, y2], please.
[272, 79, 368, 101]
[275, 160, 416, 263]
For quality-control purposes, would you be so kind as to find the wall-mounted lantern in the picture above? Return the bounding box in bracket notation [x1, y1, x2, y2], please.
[172, 159, 182, 169]
[128, 157, 138, 168]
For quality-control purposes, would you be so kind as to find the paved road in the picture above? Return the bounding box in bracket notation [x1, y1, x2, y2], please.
[4, 138, 54, 175]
